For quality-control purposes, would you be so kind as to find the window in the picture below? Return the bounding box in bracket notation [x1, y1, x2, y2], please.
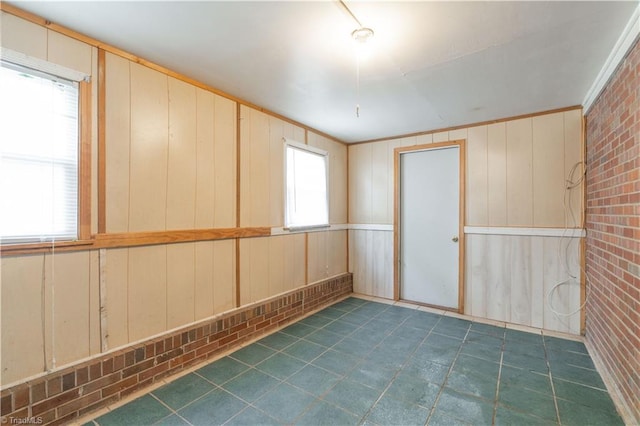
[0, 61, 79, 243]
[284, 139, 329, 229]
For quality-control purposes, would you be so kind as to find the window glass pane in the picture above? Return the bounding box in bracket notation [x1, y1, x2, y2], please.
[0, 62, 79, 243]
[285, 143, 328, 228]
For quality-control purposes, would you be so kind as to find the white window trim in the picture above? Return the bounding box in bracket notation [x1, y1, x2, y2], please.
[1, 47, 90, 83]
[283, 137, 330, 231]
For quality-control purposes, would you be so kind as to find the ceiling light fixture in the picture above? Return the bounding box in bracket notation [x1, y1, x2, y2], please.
[338, 0, 374, 118]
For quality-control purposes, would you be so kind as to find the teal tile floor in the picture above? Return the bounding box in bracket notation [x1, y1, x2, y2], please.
[87, 297, 624, 426]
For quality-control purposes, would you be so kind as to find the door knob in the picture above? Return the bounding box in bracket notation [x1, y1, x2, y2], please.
[452, 236, 459, 242]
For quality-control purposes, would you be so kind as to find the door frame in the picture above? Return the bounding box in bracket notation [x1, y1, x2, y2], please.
[393, 140, 466, 313]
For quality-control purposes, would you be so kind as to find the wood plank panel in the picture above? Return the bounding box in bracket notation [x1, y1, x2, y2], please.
[415, 134, 433, 145]
[433, 131, 449, 143]
[0, 255, 46, 384]
[45, 251, 91, 366]
[269, 118, 286, 227]
[239, 106, 270, 227]
[104, 53, 131, 233]
[506, 118, 533, 226]
[466, 126, 489, 225]
[88, 250, 101, 355]
[213, 96, 237, 228]
[284, 233, 306, 292]
[128, 245, 167, 341]
[307, 231, 327, 284]
[129, 63, 169, 231]
[327, 230, 348, 278]
[485, 234, 510, 322]
[195, 89, 215, 229]
[349, 230, 393, 299]
[166, 77, 197, 230]
[449, 128, 468, 141]
[213, 239, 236, 313]
[239, 238, 269, 305]
[46, 30, 92, 75]
[487, 123, 507, 226]
[0, 11, 47, 59]
[104, 248, 129, 348]
[371, 141, 389, 224]
[194, 241, 214, 320]
[509, 236, 532, 326]
[533, 113, 565, 226]
[564, 109, 584, 227]
[464, 234, 487, 318]
[348, 144, 372, 223]
[268, 236, 286, 294]
[166, 243, 195, 329]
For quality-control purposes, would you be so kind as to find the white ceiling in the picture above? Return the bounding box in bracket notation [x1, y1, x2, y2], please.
[9, 1, 638, 142]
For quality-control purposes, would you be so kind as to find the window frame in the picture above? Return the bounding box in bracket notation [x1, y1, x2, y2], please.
[283, 138, 330, 231]
[0, 57, 92, 251]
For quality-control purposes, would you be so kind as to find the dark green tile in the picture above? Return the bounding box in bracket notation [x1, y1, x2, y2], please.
[304, 329, 344, 347]
[353, 303, 390, 317]
[195, 356, 248, 385]
[324, 319, 359, 336]
[543, 336, 588, 354]
[453, 354, 500, 379]
[299, 314, 334, 328]
[470, 322, 506, 338]
[224, 406, 280, 426]
[178, 388, 246, 425]
[412, 344, 458, 367]
[424, 333, 463, 349]
[331, 299, 360, 312]
[281, 322, 317, 338]
[436, 388, 494, 425]
[549, 364, 605, 389]
[222, 369, 279, 402]
[287, 365, 341, 396]
[556, 397, 624, 426]
[316, 307, 348, 320]
[349, 328, 388, 345]
[553, 378, 618, 413]
[428, 410, 473, 426]
[432, 325, 468, 340]
[546, 349, 595, 370]
[503, 340, 546, 359]
[385, 374, 440, 408]
[153, 414, 190, 426]
[465, 331, 504, 348]
[229, 343, 276, 366]
[499, 365, 551, 394]
[311, 349, 360, 376]
[346, 297, 368, 306]
[405, 311, 440, 330]
[151, 373, 215, 410]
[399, 357, 449, 385]
[255, 352, 307, 380]
[333, 337, 375, 357]
[446, 372, 498, 401]
[347, 360, 398, 390]
[502, 350, 549, 374]
[254, 383, 316, 423]
[283, 340, 327, 362]
[366, 394, 430, 426]
[295, 400, 360, 426]
[340, 311, 373, 326]
[394, 325, 428, 342]
[324, 379, 383, 417]
[460, 341, 502, 363]
[382, 335, 421, 352]
[498, 388, 557, 422]
[257, 331, 298, 350]
[366, 347, 409, 369]
[95, 395, 171, 426]
[505, 329, 543, 346]
[494, 406, 551, 426]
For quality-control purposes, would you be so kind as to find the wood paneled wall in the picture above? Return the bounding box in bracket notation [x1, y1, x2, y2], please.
[0, 10, 348, 386]
[348, 109, 585, 333]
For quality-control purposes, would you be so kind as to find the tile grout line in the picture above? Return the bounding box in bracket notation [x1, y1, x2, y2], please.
[490, 328, 507, 426]
[424, 325, 473, 426]
[542, 336, 563, 425]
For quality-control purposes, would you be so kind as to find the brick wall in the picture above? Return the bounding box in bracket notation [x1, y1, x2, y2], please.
[585, 37, 639, 424]
[0, 273, 353, 425]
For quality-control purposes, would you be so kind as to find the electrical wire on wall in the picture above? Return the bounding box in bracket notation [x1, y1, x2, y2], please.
[546, 160, 588, 319]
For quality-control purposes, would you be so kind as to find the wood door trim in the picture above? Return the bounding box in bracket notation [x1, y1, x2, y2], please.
[393, 139, 466, 313]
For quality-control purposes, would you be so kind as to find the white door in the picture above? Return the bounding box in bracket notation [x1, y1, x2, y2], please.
[400, 146, 460, 309]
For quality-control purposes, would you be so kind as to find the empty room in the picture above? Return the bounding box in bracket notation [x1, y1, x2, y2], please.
[0, 1, 638, 425]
